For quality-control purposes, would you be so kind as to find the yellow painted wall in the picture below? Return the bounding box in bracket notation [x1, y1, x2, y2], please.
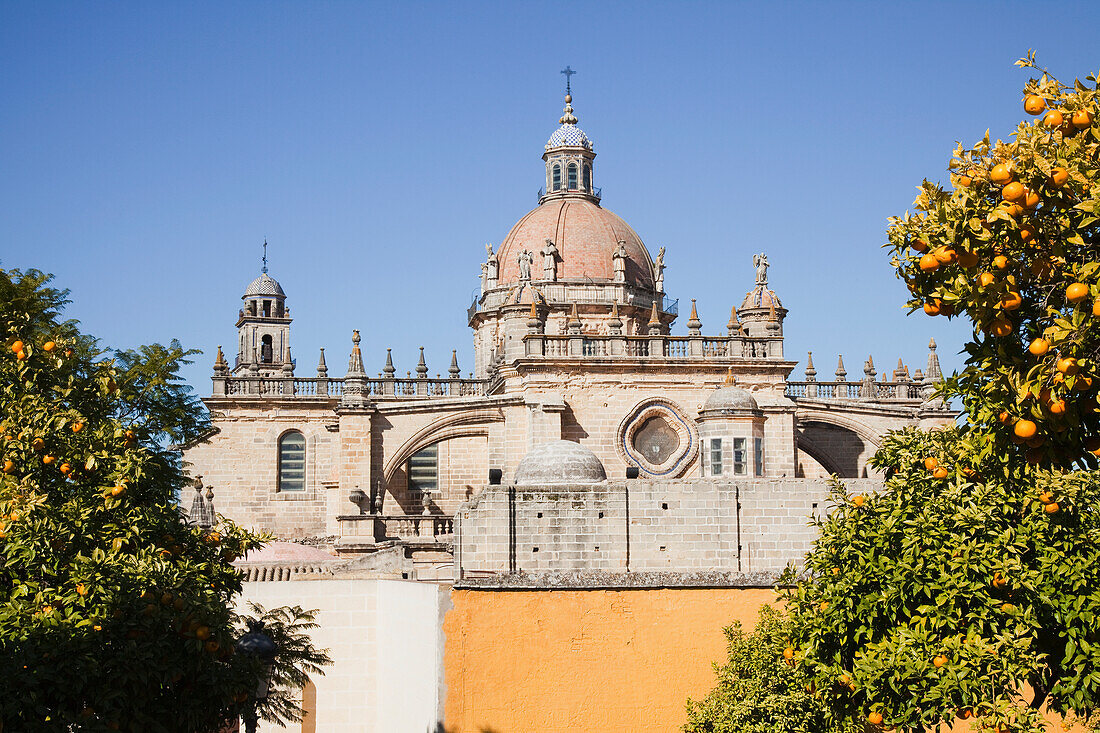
[443, 587, 775, 733]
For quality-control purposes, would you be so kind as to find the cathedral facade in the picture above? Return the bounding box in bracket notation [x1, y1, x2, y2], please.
[182, 88, 953, 555]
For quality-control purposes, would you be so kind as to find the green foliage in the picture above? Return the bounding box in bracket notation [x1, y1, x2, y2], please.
[783, 428, 1100, 732]
[684, 605, 861, 733]
[886, 54, 1100, 469]
[0, 267, 270, 731]
[244, 603, 333, 726]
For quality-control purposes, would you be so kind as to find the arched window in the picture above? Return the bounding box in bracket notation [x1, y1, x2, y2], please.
[261, 335, 273, 363]
[408, 444, 438, 502]
[278, 431, 306, 492]
[583, 164, 591, 192]
[568, 163, 578, 190]
[552, 165, 561, 191]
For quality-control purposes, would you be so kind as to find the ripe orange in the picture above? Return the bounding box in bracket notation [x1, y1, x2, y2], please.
[1044, 502, 1060, 514]
[924, 457, 939, 471]
[852, 495, 865, 508]
[1014, 419, 1038, 439]
[1072, 109, 1092, 129]
[1001, 182, 1025, 202]
[992, 255, 1009, 270]
[831, 566, 840, 575]
[993, 572, 1007, 588]
[1028, 338, 1049, 356]
[1001, 292, 1023, 311]
[1094, 300, 1100, 317]
[932, 466, 949, 479]
[205, 640, 220, 653]
[1038, 491, 1054, 504]
[1049, 167, 1069, 187]
[72, 421, 84, 433]
[10, 341, 23, 354]
[955, 173, 972, 187]
[957, 250, 979, 268]
[110, 484, 125, 497]
[990, 164, 1013, 184]
[923, 300, 942, 316]
[868, 712, 883, 726]
[16, 350, 26, 361]
[1024, 95, 1046, 115]
[934, 248, 956, 264]
[783, 647, 795, 659]
[59, 462, 72, 475]
[1057, 357, 1079, 375]
[76, 583, 87, 596]
[989, 318, 1013, 337]
[1019, 223, 1036, 242]
[977, 272, 996, 288]
[195, 625, 211, 641]
[2, 459, 14, 474]
[1023, 190, 1040, 210]
[933, 654, 948, 668]
[42, 341, 55, 353]
[1049, 400, 1067, 416]
[1067, 283, 1089, 304]
[1001, 202, 1024, 219]
[839, 673, 851, 685]
[1043, 110, 1064, 128]
[42, 455, 55, 465]
[919, 254, 939, 272]
[1002, 602, 1016, 612]
[910, 239, 928, 253]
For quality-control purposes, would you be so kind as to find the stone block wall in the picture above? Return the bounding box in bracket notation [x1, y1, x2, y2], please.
[455, 477, 882, 578]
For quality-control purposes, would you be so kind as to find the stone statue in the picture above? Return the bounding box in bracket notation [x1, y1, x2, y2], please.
[542, 239, 558, 282]
[485, 243, 499, 287]
[653, 246, 666, 293]
[613, 240, 627, 283]
[753, 253, 769, 284]
[480, 262, 488, 294]
[518, 249, 533, 282]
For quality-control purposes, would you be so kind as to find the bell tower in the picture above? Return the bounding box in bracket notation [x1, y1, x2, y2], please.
[234, 242, 293, 376]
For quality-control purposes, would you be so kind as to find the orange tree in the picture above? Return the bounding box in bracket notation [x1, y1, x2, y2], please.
[780, 57, 1100, 733]
[0, 267, 267, 732]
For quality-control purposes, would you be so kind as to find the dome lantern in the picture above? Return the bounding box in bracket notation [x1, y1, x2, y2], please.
[542, 68, 598, 204]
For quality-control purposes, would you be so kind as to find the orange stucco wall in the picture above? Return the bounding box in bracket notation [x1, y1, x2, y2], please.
[443, 587, 776, 733]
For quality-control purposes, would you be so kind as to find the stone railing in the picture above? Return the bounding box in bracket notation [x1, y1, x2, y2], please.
[525, 333, 783, 360]
[785, 380, 925, 402]
[471, 282, 679, 322]
[336, 513, 455, 545]
[213, 375, 486, 399]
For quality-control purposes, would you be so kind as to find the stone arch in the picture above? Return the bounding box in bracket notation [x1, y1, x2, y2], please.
[795, 431, 843, 478]
[382, 409, 504, 486]
[795, 411, 885, 479]
[795, 408, 886, 448]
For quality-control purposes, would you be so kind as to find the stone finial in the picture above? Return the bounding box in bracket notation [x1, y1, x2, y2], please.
[925, 338, 942, 381]
[567, 303, 582, 335]
[527, 302, 542, 334]
[913, 367, 925, 382]
[346, 330, 365, 376]
[766, 298, 780, 332]
[608, 301, 623, 335]
[316, 348, 328, 377]
[529, 301, 540, 320]
[835, 355, 847, 382]
[383, 348, 396, 378]
[687, 299, 702, 334]
[449, 350, 461, 378]
[724, 366, 736, 385]
[281, 345, 294, 375]
[416, 347, 428, 378]
[893, 358, 907, 382]
[188, 476, 208, 528]
[866, 355, 876, 379]
[648, 301, 661, 327]
[805, 351, 817, 380]
[727, 306, 740, 337]
[213, 346, 228, 375]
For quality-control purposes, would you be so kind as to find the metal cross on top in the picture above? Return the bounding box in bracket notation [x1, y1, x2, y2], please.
[561, 66, 576, 95]
[262, 239, 268, 274]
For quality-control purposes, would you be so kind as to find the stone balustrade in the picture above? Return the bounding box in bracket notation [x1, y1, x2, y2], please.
[524, 333, 784, 359]
[336, 513, 455, 546]
[213, 375, 486, 399]
[785, 380, 926, 403]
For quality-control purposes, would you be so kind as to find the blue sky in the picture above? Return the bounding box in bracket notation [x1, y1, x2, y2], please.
[2, 2, 1099, 393]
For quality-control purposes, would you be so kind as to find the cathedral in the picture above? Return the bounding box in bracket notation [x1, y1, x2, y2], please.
[182, 82, 952, 566]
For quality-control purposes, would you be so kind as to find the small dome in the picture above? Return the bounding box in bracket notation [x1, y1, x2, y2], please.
[514, 440, 607, 485]
[740, 284, 781, 311]
[702, 384, 760, 415]
[546, 123, 592, 150]
[244, 273, 285, 298]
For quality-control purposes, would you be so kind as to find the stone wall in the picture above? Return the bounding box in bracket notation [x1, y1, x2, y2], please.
[454, 477, 881, 579]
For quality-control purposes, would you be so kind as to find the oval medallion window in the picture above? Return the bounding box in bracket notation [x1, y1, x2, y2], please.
[617, 399, 697, 477]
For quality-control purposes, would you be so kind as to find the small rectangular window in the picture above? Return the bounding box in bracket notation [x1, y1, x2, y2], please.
[263, 300, 271, 317]
[754, 437, 764, 476]
[278, 432, 306, 492]
[408, 444, 438, 499]
[709, 438, 722, 476]
[732, 438, 747, 475]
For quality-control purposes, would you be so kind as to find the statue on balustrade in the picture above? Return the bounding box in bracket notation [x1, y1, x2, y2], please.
[542, 239, 558, 282]
[753, 253, 769, 285]
[484, 243, 499, 288]
[613, 240, 627, 283]
[653, 246, 666, 293]
[517, 249, 533, 282]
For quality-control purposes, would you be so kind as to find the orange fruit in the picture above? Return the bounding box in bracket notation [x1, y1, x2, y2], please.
[1072, 109, 1092, 129]
[977, 272, 995, 288]
[1023, 189, 1040, 210]
[957, 250, 979, 268]
[992, 255, 1009, 270]
[59, 462, 72, 475]
[1002, 602, 1016, 612]
[16, 350, 26, 361]
[1045, 502, 1060, 514]
[110, 484, 125, 497]
[1019, 223, 1036, 241]
[42, 455, 55, 465]
[1001, 292, 1023, 310]
[919, 254, 939, 272]
[990, 164, 1013, 185]
[76, 583, 87, 596]
[852, 495, 865, 508]
[205, 640, 220, 653]
[72, 422, 84, 433]
[1001, 182, 1025, 202]
[1001, 202, 1024, 219]
[839, 673, 851, 685]
[42, 341, 55, 352]
[933, 654, 948, 668]
[1024, 95, 1046, 115]
[868, 712, 883, 726]
[910, 239, 928, 253]
[1044, 110, 1064, 128]
[924, 457, 939, 471]
[1067, 283, 1089, 304]
[10, 341, 23, 354]
[1057, 357, 1079, 375]
[2, 459, 13, 474]
[932, 466, 949, 479]
[1014, 419, 1038, 439]
[989, 317, 1013, 337]
[1049, 167, 1069, 187]
[783, 647, 795, 659]
[993, 572, 1007, 588]
[1028, 338, 1049, 356]
[831, 566, 840, 575]
[1038, 491, 1054, 504]
[923, 300, 942, 316]
[955, 173, 972, 187]
[1050, 400, 1067, 415]
[1094, 300, 1100, 317]
[934, 247, 956, 264]
[195, 625, 211, 640]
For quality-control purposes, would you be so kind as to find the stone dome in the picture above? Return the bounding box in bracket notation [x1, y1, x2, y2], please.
[740, 283, 781, 311]
[546, 123, 592, 150]
[244, 273, 285, 298]
[514, 440, 607, 485]
[496, 198, 655, 288]
[702, 385, 760, 415]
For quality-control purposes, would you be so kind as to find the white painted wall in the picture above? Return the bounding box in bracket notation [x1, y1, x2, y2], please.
[238, 578, 446, 733]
